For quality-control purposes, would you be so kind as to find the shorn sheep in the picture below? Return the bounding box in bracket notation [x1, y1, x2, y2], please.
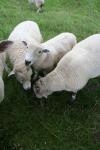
[0, 21, 43, 90]
[34, 34, 100, 101]
[0, 41, 12, 102]
[25, 32, 77, 79]
[28, 0, 44, 13]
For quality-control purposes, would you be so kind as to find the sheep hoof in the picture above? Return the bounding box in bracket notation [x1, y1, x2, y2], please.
[37, 8, 43, 13]
[68, 92, 77, 104]
[72, 93, 77, 101]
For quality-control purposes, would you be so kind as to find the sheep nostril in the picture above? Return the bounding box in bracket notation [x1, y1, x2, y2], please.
[25, 60, 31, 66]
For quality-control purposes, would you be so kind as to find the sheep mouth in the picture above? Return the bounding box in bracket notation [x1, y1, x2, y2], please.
[34, 86, 49, 99]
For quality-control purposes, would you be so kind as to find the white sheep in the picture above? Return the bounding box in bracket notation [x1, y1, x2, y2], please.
[0, 41, 12, 102]
[33, 34, 100, 101]
[1, 21, 43, 90]
[8, 21, 42, 44]
[28, 0, 44, 13]
[25, 32, 77, 79]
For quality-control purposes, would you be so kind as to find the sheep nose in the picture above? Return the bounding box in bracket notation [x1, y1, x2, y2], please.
[25, 60, 31, 66]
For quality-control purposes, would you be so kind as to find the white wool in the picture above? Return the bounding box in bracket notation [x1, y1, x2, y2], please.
[8, 21, 42, 65]
[0, 52, 6, 102]
[9, 21, 42, 44]
[26, 32, 77, 73]
[7, 21, 42, 90]
[34, 34, 100, 98]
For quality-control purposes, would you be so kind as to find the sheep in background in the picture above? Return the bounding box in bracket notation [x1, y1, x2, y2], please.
[33, 34, 100, 101]
[25, 32, 77, 80]
[1, 21, 42, 90]
[28, 0, 45, 13]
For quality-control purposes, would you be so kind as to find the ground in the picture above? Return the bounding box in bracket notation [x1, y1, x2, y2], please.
[0, 0, 100, 149]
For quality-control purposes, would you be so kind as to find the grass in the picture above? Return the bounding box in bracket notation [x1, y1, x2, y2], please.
[0, 0, 100, 149]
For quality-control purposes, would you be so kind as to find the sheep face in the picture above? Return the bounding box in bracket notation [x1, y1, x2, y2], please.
[16, 65, 32, 90]
[34, 78, 52, 98]
[25, 46, 49, 66]
[9, 65, 32, 90]
[25, 46, 43, 65]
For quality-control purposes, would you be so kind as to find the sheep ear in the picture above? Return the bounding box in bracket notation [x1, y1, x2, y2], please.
[0, 40, 13, 52]
[42, 49, 50, 53]
[8, 70, 15, 77]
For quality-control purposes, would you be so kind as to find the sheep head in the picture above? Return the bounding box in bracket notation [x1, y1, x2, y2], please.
[8, 63, 32, 90]
[34, 78, 51, 98]
[25, 44, 50, 66]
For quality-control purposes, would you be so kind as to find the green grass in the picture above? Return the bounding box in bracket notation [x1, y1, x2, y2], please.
[0, 0, 100, 149]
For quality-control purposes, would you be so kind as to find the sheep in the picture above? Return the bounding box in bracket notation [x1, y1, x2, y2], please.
[8, 21, 42, 44]
[28, 0, 44, 13]
[1, 21, 43, 90]
[0, 41, 12, 102]
[33, 34, 100, 101]
[25, 32, 77, 80]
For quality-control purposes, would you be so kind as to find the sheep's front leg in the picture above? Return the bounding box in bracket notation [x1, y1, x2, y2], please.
[37, 7, 41, 13]
[72, 92, 77, 101]
[29, 3, 33, 10]
[37, 4, 43, 13]
[69, 92, 77, 104]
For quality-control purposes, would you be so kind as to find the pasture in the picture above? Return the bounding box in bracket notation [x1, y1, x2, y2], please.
[0, 0, 100, 149]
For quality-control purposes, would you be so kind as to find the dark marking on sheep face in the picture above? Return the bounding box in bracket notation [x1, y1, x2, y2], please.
[0, 40, 13, 52]
[42, 49, 50, 53]
[22, 41, 28, 47]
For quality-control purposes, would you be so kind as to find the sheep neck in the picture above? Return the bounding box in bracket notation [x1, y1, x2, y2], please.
[34, 53, 53, 71]
[44, 69, 65, 92]
[7, 42, 26, 67]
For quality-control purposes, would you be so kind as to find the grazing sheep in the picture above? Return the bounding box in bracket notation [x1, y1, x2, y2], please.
[0, 41, 12, 102]
[28, 0, 44, 13]
[25, 32, 77, 80]
[8, 21, 42, 44]
[34, 34, 100, 101]
[1, 21, 42, 90]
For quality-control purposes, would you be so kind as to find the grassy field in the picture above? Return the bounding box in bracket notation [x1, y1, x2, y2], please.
[0, 0, 100, 149]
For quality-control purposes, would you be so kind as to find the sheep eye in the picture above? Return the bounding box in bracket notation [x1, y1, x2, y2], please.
[38, 50, 42, 54]
[36, 86, 39, 90]
[21, 78, 24, 82]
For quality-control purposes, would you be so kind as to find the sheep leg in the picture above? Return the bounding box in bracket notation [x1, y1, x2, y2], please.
[72, 92, 77, 101]
[37, 4, 43, 13]
[29, 3, 33, 10]
[37, 7, 41, 13]
[69, 92, 77, 104]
